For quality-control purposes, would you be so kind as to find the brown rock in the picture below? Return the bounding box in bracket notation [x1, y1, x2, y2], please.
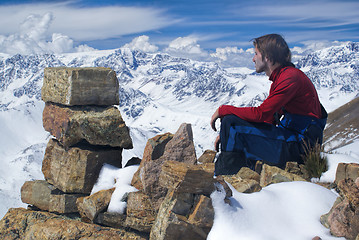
[260, 164, 307, 187]
[335, 163, 359, 184]
[21, 180, 56, 211]
[21, 180, 86, 213]
[188, 195, 214, 233]
[312, 237, 322, 240]
[150, 190, 206, 240]
[224, 177, 261, 193]
[76, 188, 115, 223]
[337, 178, 359, 207]
[50, 191, 86, 214]
[321, 178, 359, 240]
[285, 161, 311, 180]
[131, 132, 173, 190]
[326, 198, 359, 240]
[160, 161, 232, 198]
[197, 150, 216, 164]
[125, 191, 157, 232]
[41, 67, 119, 106]
[42, 139, 121, 194]
[43, 103, 132, 149]
[95, 212, 127, 229]
[0, 208, 147, 240]
[161, 123, 197, 164]
[223, 167, 261, 193]
[160, 161, 216, 195]
[132, 123, 197, 210]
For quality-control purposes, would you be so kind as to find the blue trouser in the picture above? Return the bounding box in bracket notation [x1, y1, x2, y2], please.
[215, 112, 326, 175]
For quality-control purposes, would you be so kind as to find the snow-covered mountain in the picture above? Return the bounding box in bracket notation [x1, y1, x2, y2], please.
[0, 41, 358, 218]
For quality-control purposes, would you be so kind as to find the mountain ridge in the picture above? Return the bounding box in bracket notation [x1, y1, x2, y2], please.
[0, 41, 359, 218]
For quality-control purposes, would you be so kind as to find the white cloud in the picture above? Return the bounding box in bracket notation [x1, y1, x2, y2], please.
[122, 35, 158, 53]
[0, 2, 177, 41]
[165, 36, 207, 56]
[0, 12, 95, 55]
[210, 47, 244, 61]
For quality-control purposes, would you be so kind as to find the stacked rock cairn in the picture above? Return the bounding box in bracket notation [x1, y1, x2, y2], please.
[17, 68, 234, 240]
[21, 67, 133, 216]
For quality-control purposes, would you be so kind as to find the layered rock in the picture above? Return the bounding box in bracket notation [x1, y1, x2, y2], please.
[41, 67, 119, 106]
[42, 139, 122, 194]
[259, 163, 307, 187]
[132, 123, 197, 210]
[335, 162, 359, 184]
[223, 167, 262, 193]
[43, 102, 132, 149]
[0, 208, 147, 240]
[21, 180, 85, 214]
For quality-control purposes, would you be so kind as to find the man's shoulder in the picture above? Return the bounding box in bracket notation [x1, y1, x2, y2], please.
[280, 66, 306, 78]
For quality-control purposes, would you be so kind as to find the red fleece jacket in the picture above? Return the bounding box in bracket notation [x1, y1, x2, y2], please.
[218, 66, 322, 125]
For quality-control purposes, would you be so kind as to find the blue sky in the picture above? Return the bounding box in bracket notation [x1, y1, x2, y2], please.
[0, 0, 358, 53]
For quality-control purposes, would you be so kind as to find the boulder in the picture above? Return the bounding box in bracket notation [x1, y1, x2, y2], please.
[223, 167, 262, 193]
[41, 67, 119, 106]
[335, 163, 359, 184]
[150, 190, 206, 240]
[160, 160, 232, 198]
[259, 164, 307, 187]
[125, 191, 157, 232]
[43, 103, 133, 149]
[21, 179, 87, 214]
[321, 178, 359, 240]
[160, 161, 216, 195]
[0, 208, 147, 240]
[42, 139, 121, 194]
[131, 132, 173, 190]
[132, 123, 197, 210]
[323, 198, 359, 240]
[76, 188, 115, 223]
[197, 149, 216, 164]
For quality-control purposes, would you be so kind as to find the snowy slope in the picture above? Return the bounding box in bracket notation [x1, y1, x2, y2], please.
[0, 41, 358, 219]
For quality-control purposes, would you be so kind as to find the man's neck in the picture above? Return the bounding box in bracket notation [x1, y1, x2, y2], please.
[265, 62, 281, 77]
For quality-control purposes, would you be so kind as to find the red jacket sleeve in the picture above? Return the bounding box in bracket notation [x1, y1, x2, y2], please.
[218, 69, 299, 124]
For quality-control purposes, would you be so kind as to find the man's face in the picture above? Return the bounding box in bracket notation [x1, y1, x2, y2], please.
[252, 46, 268, 73]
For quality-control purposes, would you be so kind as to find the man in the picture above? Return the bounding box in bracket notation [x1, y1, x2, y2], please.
[210, 34, 327, 176]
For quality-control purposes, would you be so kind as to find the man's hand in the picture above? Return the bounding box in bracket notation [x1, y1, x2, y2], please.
[210, 108, 220, 131]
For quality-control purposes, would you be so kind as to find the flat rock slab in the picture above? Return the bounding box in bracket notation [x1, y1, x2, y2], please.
[41, 67, 119, 106]
[43, 102, 133, 149]
[21, 180, 86, 213]
[42, 139, 122, 194]
[0, 208, 147, 240]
